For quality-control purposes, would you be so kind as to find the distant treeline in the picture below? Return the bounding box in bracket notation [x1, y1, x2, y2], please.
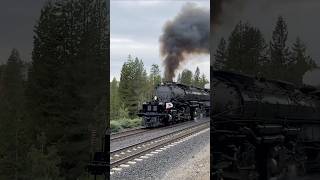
[0, 0, 107, 180]
[214, 16, 318, 85]
[110, 55, 209, 121]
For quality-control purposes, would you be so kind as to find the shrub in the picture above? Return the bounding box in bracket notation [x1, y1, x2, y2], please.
[110, 120, 123, 132]
[110, 118, 142, 133]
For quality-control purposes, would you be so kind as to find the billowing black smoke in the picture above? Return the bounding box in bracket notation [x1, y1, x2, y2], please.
[160, 3, 209, 81]
[303, 69, 320, 87]
[213, 0, 233, 25]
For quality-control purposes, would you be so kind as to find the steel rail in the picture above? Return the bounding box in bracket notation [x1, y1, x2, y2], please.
[110, 121, 209, 168]
[111, 128, 149, 141]
[110, 118, 209, 142]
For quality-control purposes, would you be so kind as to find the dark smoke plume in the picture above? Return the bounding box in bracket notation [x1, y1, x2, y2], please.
[160, 3, 209, 81]
[303, 69, 320, 87]
[213, 0, 233, 25]
[213, 0, 248, 28]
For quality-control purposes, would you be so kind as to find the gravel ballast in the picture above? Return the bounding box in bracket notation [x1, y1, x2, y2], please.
[111, 117, 209, 151]
[111, 127, 210, 180]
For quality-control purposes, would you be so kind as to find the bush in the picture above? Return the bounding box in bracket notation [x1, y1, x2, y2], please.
[110, 120, 123, 132]
[110, 118, 142, 133]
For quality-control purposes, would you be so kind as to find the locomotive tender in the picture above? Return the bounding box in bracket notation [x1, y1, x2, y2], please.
[138, 82, 210, 128]
[212, 70, 320, 180]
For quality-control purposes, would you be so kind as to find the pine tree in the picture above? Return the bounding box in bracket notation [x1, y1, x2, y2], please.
[110, 77, 120, 120]
[119, 56, 148, 118]
[26, 0, 108, 179]
[213, 38, 227, 70]
[180, 69, 193, 86]
[193, 67, 201, 87]
[225, 21, 267, 75]
[199, 74, 209, 88]
[147, 64, 162, 100]
[27, 133, 61, 180]
[150, 64, 161, 87]
[269, 16, 291, 81]
[177, 73, 181, 83]
[0, 64, 5, 80]
[0, 49, 26, 179]
[289, 37, 317, 85]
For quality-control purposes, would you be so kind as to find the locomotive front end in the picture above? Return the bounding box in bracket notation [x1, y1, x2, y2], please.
[138, 100, 172, 128]
[138, 82, 210, 128]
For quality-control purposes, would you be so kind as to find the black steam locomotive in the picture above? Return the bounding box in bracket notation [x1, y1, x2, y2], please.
[138, 82, 210, 128]
[212, 70, 320, 180]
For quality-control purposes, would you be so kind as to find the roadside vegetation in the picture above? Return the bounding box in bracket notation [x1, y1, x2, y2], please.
[110, 118, 142, 133]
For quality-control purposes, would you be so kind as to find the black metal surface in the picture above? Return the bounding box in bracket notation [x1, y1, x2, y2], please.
[139, 82, 210, 128]
[211, 70, 320, 180]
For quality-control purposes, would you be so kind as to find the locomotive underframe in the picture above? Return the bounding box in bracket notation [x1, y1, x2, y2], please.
[213, 117, 320, 180]
[139, 102, 198, 128]
[139, 100, 211, 128]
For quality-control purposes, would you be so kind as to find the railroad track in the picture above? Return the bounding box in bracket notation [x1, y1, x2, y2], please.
[111, 128, 149, 141]
[110, 119, 208, 142]
[110, 121, 209, 170]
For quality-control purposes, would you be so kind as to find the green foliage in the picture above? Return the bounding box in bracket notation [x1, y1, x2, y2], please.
[25, 0, 108, 179]
[199, 74, 209, 88]
[225, 21, 267, 75]
[213, 38, 227, 70]
[118, 104, 129, 119]
[110, 77, 120, 120]
[27, 133, 61, 180]
[0, 49, 27, 180]
[179, 69, 193, 85]
[119, 55, 148, 118]
[0, 0, 109, 179]
[110, 121, 122, 132]
[214, 16, 318, 85]
[110, 118, 142, 133]
[268, 16, 291, 80]
[193, 67, 201, 87]
[150, 64, 162, 87]
[288, 37, 317, 85]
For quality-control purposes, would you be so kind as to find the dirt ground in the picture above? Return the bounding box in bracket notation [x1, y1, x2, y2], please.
[161, 142, 210, 180]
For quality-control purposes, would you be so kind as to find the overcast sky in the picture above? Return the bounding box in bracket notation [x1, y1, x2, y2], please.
[0, 0, 46, 64]
[213, 0, 320, 66]
[212, 0, 320, 86]
[110, 0, 210, 81]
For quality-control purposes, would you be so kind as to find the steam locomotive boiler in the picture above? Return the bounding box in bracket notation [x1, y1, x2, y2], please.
[212, 70, 320, 180]
[138, 82, 210, 128]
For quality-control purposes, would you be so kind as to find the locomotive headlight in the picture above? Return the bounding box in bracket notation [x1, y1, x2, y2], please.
[166, 102, 173, 109]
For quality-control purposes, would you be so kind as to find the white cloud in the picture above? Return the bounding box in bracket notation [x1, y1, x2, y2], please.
[110, 37, 134, 44]
[111, 37, 158, 50]
[110, 36, 162, 80]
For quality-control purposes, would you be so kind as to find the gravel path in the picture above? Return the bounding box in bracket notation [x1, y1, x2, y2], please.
[111, 117, 209, 151]
[111, 128, 210, 180]
[161, 141, 210, 180]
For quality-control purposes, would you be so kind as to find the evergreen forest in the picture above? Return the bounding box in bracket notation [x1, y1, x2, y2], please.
[0, 0, 108, 179]
[213, 16, 319, 85]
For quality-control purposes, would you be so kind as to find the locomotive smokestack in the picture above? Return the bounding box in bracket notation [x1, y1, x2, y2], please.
[160, 3, 209, 81]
